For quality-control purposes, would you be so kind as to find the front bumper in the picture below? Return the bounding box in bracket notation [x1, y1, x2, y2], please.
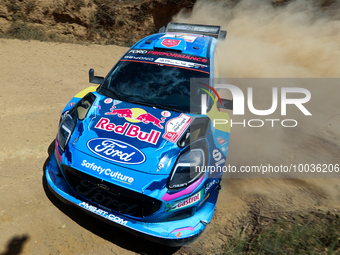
[45, 151, 218, 246]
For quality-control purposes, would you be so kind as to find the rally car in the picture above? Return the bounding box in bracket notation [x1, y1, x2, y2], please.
[45, 22, 231, 246]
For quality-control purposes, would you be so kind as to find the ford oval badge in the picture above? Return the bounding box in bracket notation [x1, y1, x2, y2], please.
[87, 138, 146, 164]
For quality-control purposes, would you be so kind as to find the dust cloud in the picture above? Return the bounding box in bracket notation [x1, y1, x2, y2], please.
[175, 0, 340, 78]
[174, 0, 340, 178]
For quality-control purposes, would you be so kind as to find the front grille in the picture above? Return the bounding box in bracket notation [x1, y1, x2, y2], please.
[62, 165, 161, 218]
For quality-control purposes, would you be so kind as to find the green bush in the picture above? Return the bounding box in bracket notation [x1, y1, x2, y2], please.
[93, 0, 117, 28]
[25, 0, 37, 14]
[6, 23, 47, 41]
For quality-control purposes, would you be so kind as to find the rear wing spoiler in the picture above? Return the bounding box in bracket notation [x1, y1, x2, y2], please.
[159, 22, 227, 40]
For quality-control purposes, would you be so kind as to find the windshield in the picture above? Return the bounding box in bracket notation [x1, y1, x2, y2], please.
[98, 60, 210, 113]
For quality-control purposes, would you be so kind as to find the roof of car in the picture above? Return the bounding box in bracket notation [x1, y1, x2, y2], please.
[132, 32, 213, 59]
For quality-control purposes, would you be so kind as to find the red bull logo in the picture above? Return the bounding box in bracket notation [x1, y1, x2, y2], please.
[106, 108, 133, 118]
[95, 117, 161, 145]
[105, 108, 166, 129]
[134, 113, 165, 129]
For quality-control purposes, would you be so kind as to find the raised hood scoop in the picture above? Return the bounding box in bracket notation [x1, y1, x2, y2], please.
[73, 95, 193, 175]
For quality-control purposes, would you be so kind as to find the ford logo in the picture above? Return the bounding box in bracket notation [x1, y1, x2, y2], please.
[87, 138, 145, 165]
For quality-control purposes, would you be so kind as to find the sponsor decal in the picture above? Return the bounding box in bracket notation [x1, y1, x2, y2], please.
[166, 190, 203, 212]
[124, 55, 154, 62]
[168, 24, 219, 34]
[161, 39, 181, 48]
[77, 181, 138, 214]
[134, 113, 166, 129]
[212, 149, 222, 161]
[79, 202, 128, 225]
[95, 117, 161, 145]
[155, 58, 207, 69]
[128, 49, 148, 54]
[161, 111, 171, 117]
[105, 107, 166, 129]
[81, 159, 134, 184]
[104, 99, 122, 109]
[216, 136, 227, 145]
[104, 98, 113, 104]
[106, 108, 133, 118]
[212, 149, 225, 167]
[193, 27, 219, 33]
[163, 113, 193, 143]
[205, 179, 219, 194]
[147, 51, 208, 63]
[87, 138, 146, 164]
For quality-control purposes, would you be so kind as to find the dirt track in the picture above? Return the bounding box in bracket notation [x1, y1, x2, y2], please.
[1, 35, 340, 254]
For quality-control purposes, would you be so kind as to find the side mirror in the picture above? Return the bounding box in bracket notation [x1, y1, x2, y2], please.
[217, 98, 233, 110]
[219, 30, 227, 40]
[89, 68, 104, 84]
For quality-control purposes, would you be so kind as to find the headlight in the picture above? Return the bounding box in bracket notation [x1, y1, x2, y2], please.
[168, 149, 205, 189]
[57, 110, 77, 152]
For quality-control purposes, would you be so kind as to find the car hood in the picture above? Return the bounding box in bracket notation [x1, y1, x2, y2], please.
[73, 93, 193, 175]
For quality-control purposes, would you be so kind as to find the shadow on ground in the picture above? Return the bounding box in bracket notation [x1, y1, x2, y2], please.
[0, 235, 29, 255]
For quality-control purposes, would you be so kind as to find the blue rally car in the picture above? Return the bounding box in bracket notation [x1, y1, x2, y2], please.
[45, 22, 231, 246]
